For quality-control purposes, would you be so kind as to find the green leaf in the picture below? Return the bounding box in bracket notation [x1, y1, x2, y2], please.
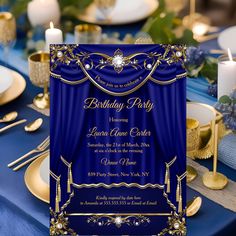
[143, 12, 176, 43]
[219, 95, 231, 104]
[11, 0, 30, 18]
[175, 29, 198, 46]
[200, 58, 217, 83]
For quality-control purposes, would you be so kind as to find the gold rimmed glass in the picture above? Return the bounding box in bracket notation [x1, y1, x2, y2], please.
[28, 52, 50, 109]
[0, 12, 16, 63]
[74, 24, 102, 44]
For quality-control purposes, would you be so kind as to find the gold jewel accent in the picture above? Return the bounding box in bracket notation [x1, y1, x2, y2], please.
[158, 211, 186, 236]
[60, 156, 73, 193]
[50, 171, 61, 213]
[95, 48, 143, 73]
[176, 172, 187, 213]
[161, 44, 187, 67]
[50, 45, 78, 70]
[165, 156, 177, 193]
[50, 208, 78, 236]
[87, 215, 151, 228]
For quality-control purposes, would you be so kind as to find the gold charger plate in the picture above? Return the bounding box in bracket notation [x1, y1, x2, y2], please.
[24, 152, 49, 203]
[0, 69, 26, 106]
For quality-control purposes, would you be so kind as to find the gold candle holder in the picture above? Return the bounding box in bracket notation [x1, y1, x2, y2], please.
[202, 121, 228, 190]
[28, 52, 50, 109]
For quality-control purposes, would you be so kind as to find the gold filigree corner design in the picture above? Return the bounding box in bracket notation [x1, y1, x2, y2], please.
[161, 45, 187, 67]
[158, 211, 186, 236]
[50, 45, 78, 71]
[87, 215, 150, 228]
[50, 208, 78, 236]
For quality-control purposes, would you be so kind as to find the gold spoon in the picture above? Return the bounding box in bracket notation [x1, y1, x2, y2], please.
[24, 118, 43, 132]
[0, 119, 27, 133]
[186, 196, 202, 217]
[0, 111, 18, 123]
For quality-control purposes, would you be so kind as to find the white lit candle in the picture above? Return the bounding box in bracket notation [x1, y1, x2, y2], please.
[27, 0, 61, 27]
[218, 48, 236, 99]
[45, 22, 63, 51]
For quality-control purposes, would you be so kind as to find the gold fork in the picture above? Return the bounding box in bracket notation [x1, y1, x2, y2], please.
[8, 136, 50, 168]
[13, 149, 49, 171]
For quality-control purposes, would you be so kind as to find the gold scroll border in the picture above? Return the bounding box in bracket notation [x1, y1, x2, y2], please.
[50, 70, 187, 96]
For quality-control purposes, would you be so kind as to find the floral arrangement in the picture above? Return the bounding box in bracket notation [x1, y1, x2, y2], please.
[215, 89, 236, 132]
[185, 47, 218, 82]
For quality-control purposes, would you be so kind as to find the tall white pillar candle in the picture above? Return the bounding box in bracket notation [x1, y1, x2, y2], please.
[218, 49, 236, 99]
[45, 22, 63, 51]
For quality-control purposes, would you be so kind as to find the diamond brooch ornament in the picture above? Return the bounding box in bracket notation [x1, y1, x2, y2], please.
[112, 55, 125, 69]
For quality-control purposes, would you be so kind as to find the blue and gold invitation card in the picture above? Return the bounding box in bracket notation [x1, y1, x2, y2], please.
[50, 45, 187, 235]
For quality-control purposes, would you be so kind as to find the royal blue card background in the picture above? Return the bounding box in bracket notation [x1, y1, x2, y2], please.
[50, 45, 186, 235]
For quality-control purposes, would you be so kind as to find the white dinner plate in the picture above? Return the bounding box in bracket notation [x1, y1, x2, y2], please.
[0, 65, 13, 96]
[218, 26, 236, 54]
[39, 154, 49, 186]
[187, 102, 216, 127]
[78, 0, 159, 25]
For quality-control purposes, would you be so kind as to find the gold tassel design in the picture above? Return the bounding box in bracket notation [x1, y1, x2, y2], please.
[167, 178, 170, 193]
[178, 179, 182, 213]
[57, 178, 61, 202]
[61, 156, 73, 193]
[164, 156, 177, 193]
[165, 164, 169, 184]
[178, 196, 182, 213]
[69, 165, 73, 184]
[176, 178, 180, 202]
[176, 171, 186, 213]
[55, 195, 59, 213]
[67, 179, 71, 193]
[50, 170, 61, 213]
[67, 164, 73, 193]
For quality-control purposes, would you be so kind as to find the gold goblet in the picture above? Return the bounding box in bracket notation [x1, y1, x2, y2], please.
[0, 12, 16, 62]
[187, 118, 200, 182]
[28, 52, 50, 109]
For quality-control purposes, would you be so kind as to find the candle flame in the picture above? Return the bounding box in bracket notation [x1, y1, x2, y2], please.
[228, 48, 233, 61]
[50, 21, 54, 29]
